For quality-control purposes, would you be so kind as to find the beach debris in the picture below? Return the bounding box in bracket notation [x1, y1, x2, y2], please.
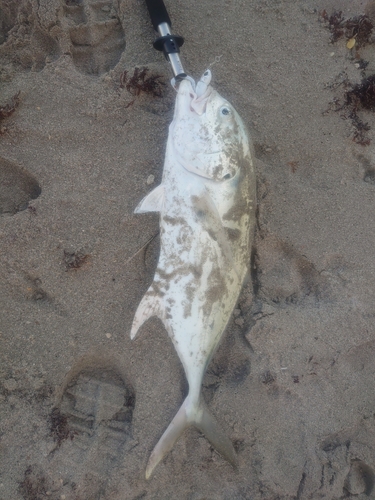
[146, 174, 155, 185]
[19, 466, 48, 500]
[320, 11, 373, 48]
[130, 69, 256, 478]
[120, 67, 165, 97]
[347, 37, 356, 49]
[346, 74, 375, 111]
[63, 249, 90, 271]
[27, 205, 37, 215]
[50, 407, 75, 446]
[320, 7, 375, 144]
[326, 74, 375, 146]
[345, 75, 375, 145]
[287, 160, 299, 173]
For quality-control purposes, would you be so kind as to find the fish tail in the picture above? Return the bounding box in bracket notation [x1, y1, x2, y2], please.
[145, 398, 189, 480]
[145, 396, 237, 479]
[196, 403, 238, 468]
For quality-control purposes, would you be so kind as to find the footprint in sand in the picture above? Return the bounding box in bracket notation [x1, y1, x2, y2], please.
[344, 459, 375, 496]
[254, 232, 331, 306]
[63, 0, 125, 75]
[363, 168, 375, 185]
[0, 2, 19, 45]
[0, 157, 41, 215]
[319, 426, 375, 498]
[46, 363, 135, 499]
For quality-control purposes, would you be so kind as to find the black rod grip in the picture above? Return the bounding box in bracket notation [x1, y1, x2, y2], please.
[145, 0, 172, 31]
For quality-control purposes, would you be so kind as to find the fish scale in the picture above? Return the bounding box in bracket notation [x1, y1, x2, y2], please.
[131, 69, 256, 478]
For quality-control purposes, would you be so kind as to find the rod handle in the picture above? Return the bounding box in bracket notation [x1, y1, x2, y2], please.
[145, 0, 172, 31]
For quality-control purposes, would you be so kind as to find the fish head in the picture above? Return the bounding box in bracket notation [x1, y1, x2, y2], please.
[171, 70, 251, 183]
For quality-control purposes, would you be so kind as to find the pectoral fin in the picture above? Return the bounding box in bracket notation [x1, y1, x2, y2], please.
[135, 184, 165, 213]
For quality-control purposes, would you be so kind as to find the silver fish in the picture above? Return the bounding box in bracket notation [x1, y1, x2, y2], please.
[131, 69, 256, 478]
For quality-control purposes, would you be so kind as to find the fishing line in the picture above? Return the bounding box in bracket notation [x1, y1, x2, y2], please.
[208, 55, 223, 68]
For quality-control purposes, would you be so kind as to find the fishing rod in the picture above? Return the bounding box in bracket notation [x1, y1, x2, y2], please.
[144, 0, 187, 82]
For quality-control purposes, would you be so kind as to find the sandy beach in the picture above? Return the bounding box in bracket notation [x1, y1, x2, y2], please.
[1, 0, 375, 498]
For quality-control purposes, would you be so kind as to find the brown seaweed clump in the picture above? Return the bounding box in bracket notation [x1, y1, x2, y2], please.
[346, 75, 375, 111]
[120, 67, 165, 97]
[50, 407, 75, 446]
[320, 8, 375, 145]
[344, 75, 375, 145]
[19, 466, 48, 500]
[320, 10, 373, 48]
[119, 67, 166, 108]
[63, 249, 90, 270]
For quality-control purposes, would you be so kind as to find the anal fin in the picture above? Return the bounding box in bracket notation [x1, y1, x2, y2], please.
[130, 292, 164, 340]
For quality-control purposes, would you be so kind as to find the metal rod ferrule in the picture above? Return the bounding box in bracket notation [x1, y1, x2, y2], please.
[156, 22, 186, 79]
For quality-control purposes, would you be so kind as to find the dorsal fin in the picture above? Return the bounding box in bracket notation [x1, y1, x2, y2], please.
[130, 292, 164, 339]
[135, 184, 165, 214]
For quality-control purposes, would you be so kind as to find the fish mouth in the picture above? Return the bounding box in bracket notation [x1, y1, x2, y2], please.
[177, 75, 196, 93]
[176, 77, 212, 116]
[177, 77, 196, 96]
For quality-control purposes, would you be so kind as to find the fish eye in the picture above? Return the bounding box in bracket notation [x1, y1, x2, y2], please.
[220, 106, 230, 116]
[223, 173, 232, 180]
[204, 71, 209, 76]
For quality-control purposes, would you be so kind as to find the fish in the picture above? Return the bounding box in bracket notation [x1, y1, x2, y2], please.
[130, 69, 256, 479]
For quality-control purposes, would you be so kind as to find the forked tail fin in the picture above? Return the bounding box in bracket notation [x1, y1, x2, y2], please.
[145, 396, 237, 479]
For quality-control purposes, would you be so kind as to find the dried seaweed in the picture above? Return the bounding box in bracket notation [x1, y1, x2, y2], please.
[50, 407, 75, 446]
[320, 10, 346, 43]
[350, 112, 371, 146]
[120, 67, 164, 96]
[63, 249, 90, 270]
[120, 67, 165, 98]
[19, 466, 48, 500]
[320, 10, 373, 48]
[320, 8, 375, 145]
[346, 75, 375, 111]
[326, 74, 375, 146]
[342, 75, 375, 145]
